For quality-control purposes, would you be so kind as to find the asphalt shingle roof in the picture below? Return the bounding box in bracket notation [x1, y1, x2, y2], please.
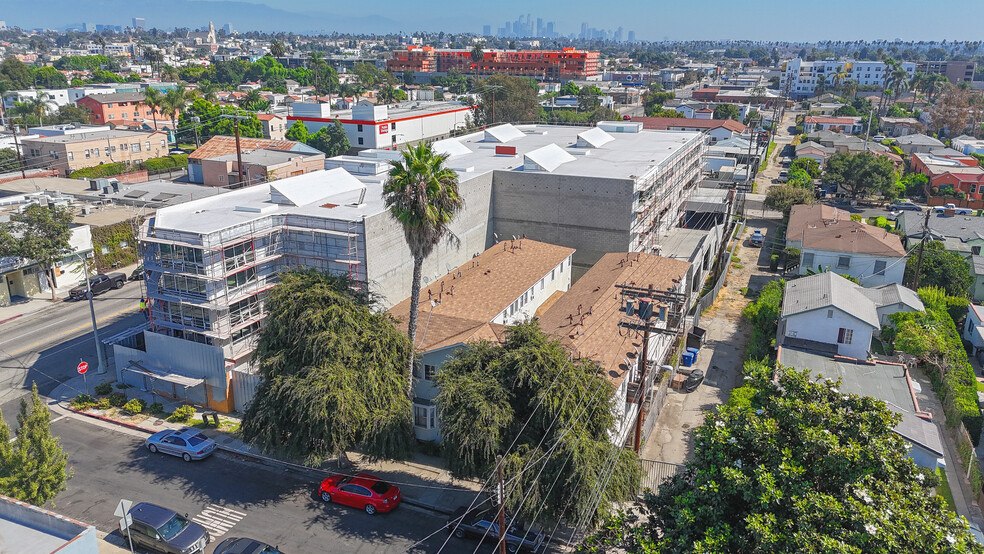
[898, 211, 984, 242]
[781, 272, 880, 328]
[787, 204, 907, 257]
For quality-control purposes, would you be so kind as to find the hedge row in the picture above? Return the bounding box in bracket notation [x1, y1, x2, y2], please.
[91, 219, 140, 272]
[69, 154, 188, 179]
[741, 279, 785, 361]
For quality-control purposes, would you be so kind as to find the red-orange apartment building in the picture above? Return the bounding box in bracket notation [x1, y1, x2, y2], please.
[76, 92, 174, 126]
[388, 46, 600, 79]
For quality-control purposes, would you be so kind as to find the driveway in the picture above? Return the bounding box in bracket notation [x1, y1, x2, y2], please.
[641, 217, 782, 464]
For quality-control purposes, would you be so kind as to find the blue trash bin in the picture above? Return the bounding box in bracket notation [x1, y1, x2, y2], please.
[682, 352, 695, 367]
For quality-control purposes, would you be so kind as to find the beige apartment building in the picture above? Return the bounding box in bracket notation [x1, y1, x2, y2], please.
[21, 129, 170, 176]
[199, 149, 326, 187]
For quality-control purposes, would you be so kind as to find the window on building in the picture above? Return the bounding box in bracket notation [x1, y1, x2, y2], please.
[974, 246, 982, 256]
[224, 241, 255, 271]
[160, 139, 166, 148]
[424, 364, 437, 380]
[226, 266, 257, 291]
[106, 103, 113, 108]
[232, 320, 261, 344]
[85, 150, 91, 159]
[67, 151, 73, 161]
[358, 137, 364, 145]
[229, 295, 261, 326]
[802, 252, 815, 269]
[874, 260, 887, 276]
[161, 274, 208, 297]
[132, 143, 141, 152]
[158, 244, 205, 271]
[391, 122, 397, 130]
[539, 278, 544, 291]
[145, 141, 151, 151]
[413, 405, 436, 428]
[357, 124, 363, 132]
[827, 309, 833, 318]
[121, 112, 127, 119]
[837, 328, 853, 345]
[837, 256, 850, 269]
[94, 148, 100, 157]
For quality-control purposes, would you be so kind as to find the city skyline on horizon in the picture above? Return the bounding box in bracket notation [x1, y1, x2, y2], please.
[3, 0, 983, 42]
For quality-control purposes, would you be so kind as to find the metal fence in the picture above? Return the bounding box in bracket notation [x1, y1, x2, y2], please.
[641, 369, 674, 441]
[692, 219, 746, 329]
[638, 458, 686, 495]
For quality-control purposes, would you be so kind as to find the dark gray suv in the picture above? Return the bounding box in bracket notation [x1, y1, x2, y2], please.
[121, 502, 209, 554]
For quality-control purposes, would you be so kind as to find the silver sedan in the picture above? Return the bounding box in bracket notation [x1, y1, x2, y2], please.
[145, 427, 217, 461]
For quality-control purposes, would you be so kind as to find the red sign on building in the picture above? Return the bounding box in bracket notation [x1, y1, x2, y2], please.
[379, 124, 389, 134]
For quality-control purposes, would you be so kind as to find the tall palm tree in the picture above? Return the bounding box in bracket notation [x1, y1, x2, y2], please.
[196, 80, 219, 102]
[162, 85, 196, 135]
[383, 144, 464, 388]
[143, 87, 163, 130]
[842, 78, 859, 99]
[14, 97, 49, 126]
[886, 66, 910, 109]
[908, 72, 927, 112]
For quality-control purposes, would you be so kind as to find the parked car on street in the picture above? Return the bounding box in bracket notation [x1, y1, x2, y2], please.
[213, 537, 282, 554]
[318, 473, 401, 515]
[887, 201, 922, 212]
[120, 502, 209, 554]
[68, 272, 125, 300]
[750, 230, 765, 247]
[130, 264, 145, 281]
[446, 507, 545, 553]
[872, 135, 887, 141]
[145, 427, 217, 462]
[934, 203, 973, 215]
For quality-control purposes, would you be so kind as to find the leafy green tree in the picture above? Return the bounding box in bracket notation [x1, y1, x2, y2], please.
[12, 97, 50, 126]
[269, 40, 287, 58]
[0, 205, 74, 300]
[786, 167, 813, 188]
[742, 109, 760, 126]
[178, 98, 263, 141]
[90, 69, 123, 83]
[822, 151, 897, 199]
[436, 322, 641, 524]
[712, 103, 740, 121]
[764, 184, 815, 215]
[900, 172, 929, 198]
[560, 81, 580, 96]
[240, 271, 414, 464]
[790, 157, 821, 178]
[645, 107, 685, 118]
[238, 89, 271, 112]
[904, 241, 973, 297]
[33, 66, 67, 89]
[432, 69, 467, 94]
[0, 383, 72, 506]
[306, 120, 349, 157]
[475, 74, 539, 125]
[0, 148, 19, 173]
[196, 80, 219, 102]
[162, 85, 197, 131]
[585, 368, 984, 553]
[54, 104, 92, 125]
[0, 56, 33, 89]
[383, 143, 463, 381]
[834, 104, 859, 117]
[284, 119, 309, 143]
[376, 85, 407, 105]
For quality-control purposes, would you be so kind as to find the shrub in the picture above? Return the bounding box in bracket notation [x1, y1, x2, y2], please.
[742, 280, 785, 360]
[71, 394, 97, 410]
[93, 382, 113, 395]
[147, 402, 164, 415]
[168, 405, 197, 423]
[769, 254, 780, 271]
[727, 385, 757, 410]
[107, 391, 127, 407]
[121, 398, 145, 415]
[96, 397, 111, 409]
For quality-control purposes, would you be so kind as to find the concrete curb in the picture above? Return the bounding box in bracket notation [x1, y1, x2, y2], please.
[61, 405, 456, 516]
[0, 313, 23, 325]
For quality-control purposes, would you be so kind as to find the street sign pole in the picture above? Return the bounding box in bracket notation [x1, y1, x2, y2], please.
[78, 359, 89, 395]
[115, 499, 134, 554]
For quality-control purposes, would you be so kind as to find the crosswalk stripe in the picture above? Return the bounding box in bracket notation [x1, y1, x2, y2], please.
[190, 504, 246, 540]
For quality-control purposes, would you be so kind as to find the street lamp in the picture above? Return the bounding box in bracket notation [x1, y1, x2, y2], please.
[75, 253, 108, 375]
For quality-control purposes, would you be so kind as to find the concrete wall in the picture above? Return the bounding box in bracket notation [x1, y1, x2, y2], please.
[365, 171, 494, 308]
[780, 310, 873, 360]
[0, 495, 99, 554]
[796, 248, 905, 287]
[491, 172, 634, 274]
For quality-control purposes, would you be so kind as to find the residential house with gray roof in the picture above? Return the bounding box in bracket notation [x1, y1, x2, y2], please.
[894, 133, 945, 155]
[896, 211, 984, 301]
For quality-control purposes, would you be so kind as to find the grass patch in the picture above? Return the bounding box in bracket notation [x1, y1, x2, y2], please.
[759, 141, 777, 172]
[936, 467, 957, 514]
[732, 263, 745, 270]
[731, 255, 741, 263]
[751, 182, 758, 194]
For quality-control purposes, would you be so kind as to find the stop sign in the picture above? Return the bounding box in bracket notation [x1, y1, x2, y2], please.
[77, 361, 88, 375]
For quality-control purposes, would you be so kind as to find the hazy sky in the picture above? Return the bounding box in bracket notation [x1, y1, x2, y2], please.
[10, 0, 982, 41]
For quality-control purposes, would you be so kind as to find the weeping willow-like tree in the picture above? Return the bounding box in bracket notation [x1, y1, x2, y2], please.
[240, 270, 414, 464]
[435, 321, 642, 526]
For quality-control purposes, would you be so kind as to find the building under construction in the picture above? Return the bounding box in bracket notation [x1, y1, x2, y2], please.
[387, 46, 601, 79]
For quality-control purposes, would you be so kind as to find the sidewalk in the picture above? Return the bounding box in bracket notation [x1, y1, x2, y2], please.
[0, 261, 142, 325]
[49, 374, 481, 516]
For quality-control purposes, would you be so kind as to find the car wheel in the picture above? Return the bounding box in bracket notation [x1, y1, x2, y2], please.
[365, 503, 377, 515]
[114, 280, 124, 289]
[321, 491, 332, 503]
[182, 453, 192, 462]
[453, 528, 465, 539]
[507, 543, 518, 554]
[148, 444, 157, 453]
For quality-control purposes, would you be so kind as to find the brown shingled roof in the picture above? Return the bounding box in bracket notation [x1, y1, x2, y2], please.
[188, 136, 304, 160]
[787, 204, 906, 257]
[388, 239, 575, 351]
[539, 253, 691, 388]
[630, 116, 747, 133]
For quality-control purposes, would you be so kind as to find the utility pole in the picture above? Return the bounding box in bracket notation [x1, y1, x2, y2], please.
[10, 123, 26, 179]
[863, 109, 874, 151]
[496, 455, 507, 554]
[221, 113, 250, 187]
[79, 253, 108, 375]
[913, 208, 932, 289]
[191, 116, 201, 148]
[634, 283, 655, 453]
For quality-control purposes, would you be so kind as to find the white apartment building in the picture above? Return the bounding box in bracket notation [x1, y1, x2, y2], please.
[781, 58, 916, 99]
[114, 123, 706, 412]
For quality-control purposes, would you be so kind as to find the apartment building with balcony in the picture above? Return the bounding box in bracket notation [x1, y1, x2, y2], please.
[781, 58, 916, 99]
[76, 92, 171, 126]
[111, 123, 706, 411]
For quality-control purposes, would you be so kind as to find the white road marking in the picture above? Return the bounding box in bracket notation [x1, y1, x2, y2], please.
[190, 504, 246, 540]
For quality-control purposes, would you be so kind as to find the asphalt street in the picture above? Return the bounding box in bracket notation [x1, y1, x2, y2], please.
[0, 282, 145, 429]
[51, 417, 509, 553]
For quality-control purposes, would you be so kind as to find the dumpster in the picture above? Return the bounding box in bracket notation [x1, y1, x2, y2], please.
[686, 327, 707, 349]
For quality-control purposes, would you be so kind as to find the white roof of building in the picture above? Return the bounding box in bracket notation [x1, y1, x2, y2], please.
[270, 168, 363, 206]
[576, 127, 615, 148]
[524, 143, 577, 172]
[431, 138, 472, 158]
[484, 123, 525, 143]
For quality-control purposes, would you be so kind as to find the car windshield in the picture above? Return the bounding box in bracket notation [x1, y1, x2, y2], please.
[370, 481, 391, 495]
[187, 433, 209, 446]
[157, 514, 188, 540]
[258, 547, 281, 554]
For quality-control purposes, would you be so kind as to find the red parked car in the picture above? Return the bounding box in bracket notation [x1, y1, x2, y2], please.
[318, 473, 401, 515]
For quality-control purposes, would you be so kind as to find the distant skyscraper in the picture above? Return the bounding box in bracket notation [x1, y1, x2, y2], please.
[580, 22, 588, 39]
[627, 30, 636, 42]
[224, 23, 234, 34]
[132, 17, 145, 30]
[546, 21, 555, 37]
[536, 17, 543, 36]
[614, 26, 623, 42]
[483, 25, 491, 36]
[505, 21, 512, 36]
[82, 22, 95, 32]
